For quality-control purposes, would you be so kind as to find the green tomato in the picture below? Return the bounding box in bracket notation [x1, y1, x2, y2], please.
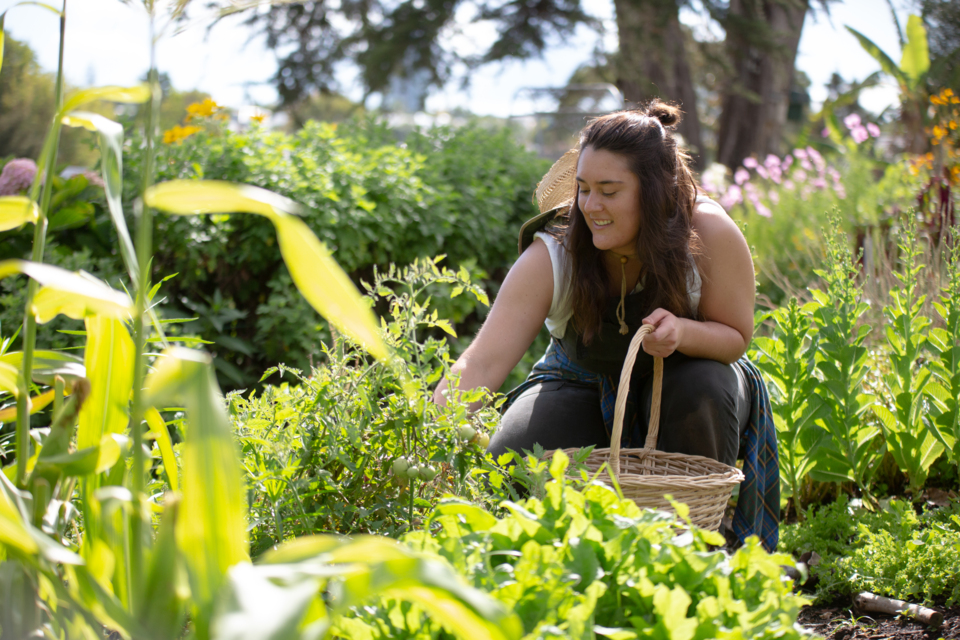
[419, 465, 438, 481]
[392, 458, 410, 475]
[405, 466, 421, 479]
[477, 433, 490, 449]
[458, 425, 477, 441]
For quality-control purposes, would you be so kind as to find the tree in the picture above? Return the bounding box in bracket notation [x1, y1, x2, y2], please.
[712, 0, 810, 168]
[0, 37, 57, 160]
[236, 0, 812, 167]
[0, 37, 99, 167]
[611, 0, 704, 166]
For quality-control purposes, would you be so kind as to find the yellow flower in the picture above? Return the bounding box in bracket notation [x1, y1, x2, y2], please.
[943, 88, 955, 98]
[186, 98, 223, 121]
[162, 124, 202, 144]
[249, 113, 266, 124]
[932, 95, 944, 106]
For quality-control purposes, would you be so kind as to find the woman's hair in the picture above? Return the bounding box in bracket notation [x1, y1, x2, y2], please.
[563, 100, 701, 344]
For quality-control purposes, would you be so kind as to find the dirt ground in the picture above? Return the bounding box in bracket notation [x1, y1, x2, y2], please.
[798, 604, 960, 639]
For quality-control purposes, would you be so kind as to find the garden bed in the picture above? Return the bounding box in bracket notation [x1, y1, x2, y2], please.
[798, 604, 960, 639]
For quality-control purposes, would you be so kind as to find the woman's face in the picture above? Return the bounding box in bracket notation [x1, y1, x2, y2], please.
[576, 146, 642, 257]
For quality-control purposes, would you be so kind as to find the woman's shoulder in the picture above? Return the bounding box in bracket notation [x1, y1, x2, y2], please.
[692, 196, 742, 245]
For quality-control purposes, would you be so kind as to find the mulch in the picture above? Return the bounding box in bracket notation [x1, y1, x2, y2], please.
[798, 604, 960, 639]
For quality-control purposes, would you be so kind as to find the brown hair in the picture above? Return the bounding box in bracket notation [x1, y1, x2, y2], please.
[562, 100, 701, 344]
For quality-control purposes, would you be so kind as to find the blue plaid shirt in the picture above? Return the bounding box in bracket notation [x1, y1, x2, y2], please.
[504, 338, 780, 552]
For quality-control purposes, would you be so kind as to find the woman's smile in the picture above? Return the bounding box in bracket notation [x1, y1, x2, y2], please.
[576, 146, 642, 255]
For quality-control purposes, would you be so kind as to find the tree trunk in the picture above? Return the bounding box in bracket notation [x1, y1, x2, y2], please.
[716, 0, 809, 170]
[613, 0, 705, 169]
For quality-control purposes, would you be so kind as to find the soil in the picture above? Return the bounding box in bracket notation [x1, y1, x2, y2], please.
[798, 604, 960, 639]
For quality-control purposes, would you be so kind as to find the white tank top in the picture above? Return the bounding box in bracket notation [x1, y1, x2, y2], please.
[535, 196, 716, 339]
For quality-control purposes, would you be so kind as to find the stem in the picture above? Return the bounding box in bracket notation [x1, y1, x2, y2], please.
[127, 16, 162, 615]
[15, 0, 67, 488]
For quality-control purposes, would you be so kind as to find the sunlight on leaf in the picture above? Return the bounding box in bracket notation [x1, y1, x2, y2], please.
[0, 360, 19, 396]
[77, 316, 134, 451]
[0, 196, 39, 232]
[0, 472, 38, 555]
[900, 15, 930, 85]
[60, 85, 150, 117]
[62, 112, 138, 282]
[145, 407, 179, 492]
[0, 259, 134, 322]
[144, 347, 248, 633]
[144, 180, 389, 362]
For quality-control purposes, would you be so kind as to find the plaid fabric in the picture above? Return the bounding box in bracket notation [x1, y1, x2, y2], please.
[730, 358, 780, 552]
[503, 338, 780, 552]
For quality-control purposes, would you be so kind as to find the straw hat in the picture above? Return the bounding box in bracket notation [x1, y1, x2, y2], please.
[518, 148, 579, 255]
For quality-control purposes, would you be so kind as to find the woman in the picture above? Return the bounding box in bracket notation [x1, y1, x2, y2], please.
[434, 101, 757, 469]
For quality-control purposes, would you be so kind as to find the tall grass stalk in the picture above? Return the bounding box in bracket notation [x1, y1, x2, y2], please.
[15, 0, 66, 487]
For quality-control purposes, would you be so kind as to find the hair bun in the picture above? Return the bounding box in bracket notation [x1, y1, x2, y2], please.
[644, 100, 681, 129]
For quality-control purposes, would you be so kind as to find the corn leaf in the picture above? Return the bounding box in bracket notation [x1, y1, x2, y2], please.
[77, 316, 134, 451]
[144, 407, 179, 492]
[0, 471, 37, 555]
[144, 180, 388, 362]
[0, 360, 19, 397]
[62, 113, 138, 282]
[0, 196, 39, 232]
[0, 259, 134, 322]
[60, 85, 150, 119]
[140, 497, 187, 640]
[901, 15, 930, 85]
[144, 347, 248, 637]
[0, 388, 53, 422]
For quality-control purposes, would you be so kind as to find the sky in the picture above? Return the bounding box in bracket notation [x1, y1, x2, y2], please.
[1, 0, 913, 118]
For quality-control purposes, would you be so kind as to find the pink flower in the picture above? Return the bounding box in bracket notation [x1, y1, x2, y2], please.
[720, 184, 743, 209]
[783, 180, 795, 191]
[822, 128, 831, 138]
[753, 199, 772, 218]
[742, 157, 759, 169]
[764, 154, 781, 169]
[806, 147, 825, 171]
[0, 158, 38, 196]
[781, 156, 794, 171]
[851, 126, 869, 144]
[866, 122, 880, 138]
[800, 158, 812, 171]
[794, 169, 807, 183]
[756, 166, 769, 180]
[843, 113, 862, 130]
[813, 178, 827, 189]
[793, 148, 808, 159]
[834, 185, 846, 199]
[734, 168, 750, 185]
[768, 166, 782, 184]
[769, 191, 780, 205]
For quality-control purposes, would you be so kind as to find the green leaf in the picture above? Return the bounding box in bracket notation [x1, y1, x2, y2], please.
[77, 316, 134, 451]
[846, 26, 908, 87]
[901, 15, 930, 84]
[0, 259, 134, 322]
[0, 360, 19, 396]
[0, 471, 38, 555]
[212, 562, 324, 640]
[145, 407, 179, 493]
[144, 181, 389, 362]
[0, 196, 39, 231]
[140, 496, 187, 640]
[144, 347, 249, 634]
[61, 112, 138, 282]
[60, 85, 150, 118]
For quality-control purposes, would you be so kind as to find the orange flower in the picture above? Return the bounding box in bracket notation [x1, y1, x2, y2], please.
[186, 98, 223, 121]
[163, 124, 202, 144]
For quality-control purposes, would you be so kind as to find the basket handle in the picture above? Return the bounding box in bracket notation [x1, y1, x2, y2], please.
[608, 324, 663, 479]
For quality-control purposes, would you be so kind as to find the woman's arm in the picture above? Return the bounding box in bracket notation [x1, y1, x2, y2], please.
[642, 201, 755, 364]
[433, 238, 555, 408]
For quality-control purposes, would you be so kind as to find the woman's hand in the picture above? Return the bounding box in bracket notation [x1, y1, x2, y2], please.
[641, 308, 684, 358]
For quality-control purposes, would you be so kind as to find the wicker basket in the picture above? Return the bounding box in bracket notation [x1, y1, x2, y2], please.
[555, 324, 744, 531]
